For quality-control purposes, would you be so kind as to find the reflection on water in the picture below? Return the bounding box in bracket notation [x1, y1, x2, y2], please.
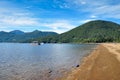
[0, 43, 97, 80]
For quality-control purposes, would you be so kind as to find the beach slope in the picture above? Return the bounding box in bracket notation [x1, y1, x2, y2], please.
[61, 43, 120, 80]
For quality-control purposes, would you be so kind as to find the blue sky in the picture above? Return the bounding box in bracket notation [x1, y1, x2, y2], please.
[0, 0, 120, 33]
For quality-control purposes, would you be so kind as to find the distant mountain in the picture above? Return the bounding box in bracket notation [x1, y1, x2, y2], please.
[0, 30, 58, 42]
[35, 20, 120, 43]
[9, 30, 24, 35]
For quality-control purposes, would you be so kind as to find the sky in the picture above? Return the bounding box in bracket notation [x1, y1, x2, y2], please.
[0, 0, 120, 33]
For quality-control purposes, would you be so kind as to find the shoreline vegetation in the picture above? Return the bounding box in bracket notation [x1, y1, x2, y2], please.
[60, 43, 120, 80]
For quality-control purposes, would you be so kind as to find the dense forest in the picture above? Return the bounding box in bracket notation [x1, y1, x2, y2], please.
[30, 20, 120, 43]
[0, 30, 58, 42]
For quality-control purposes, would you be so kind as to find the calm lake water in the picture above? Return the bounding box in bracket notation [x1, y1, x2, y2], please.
[0, 43, 97, 80]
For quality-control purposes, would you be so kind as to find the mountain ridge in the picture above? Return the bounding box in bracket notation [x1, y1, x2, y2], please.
[34, 20, 120, 43]
[0, 20, 120, 43]
[0, 30, 58, 42]
[9, 30, 25, 35]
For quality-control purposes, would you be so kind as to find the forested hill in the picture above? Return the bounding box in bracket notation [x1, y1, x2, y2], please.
[0, 30, 58, 42]
[36, 20, 120, 43]
[58, 20, 120, 43]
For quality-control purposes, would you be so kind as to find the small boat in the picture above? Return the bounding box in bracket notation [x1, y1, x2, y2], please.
[32, 41, 44, 45]
[32, 41, 39, 45]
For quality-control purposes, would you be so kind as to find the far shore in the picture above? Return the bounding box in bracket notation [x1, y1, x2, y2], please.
[60, 43, 120, 80]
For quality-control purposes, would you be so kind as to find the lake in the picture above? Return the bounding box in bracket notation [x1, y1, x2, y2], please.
[0, 43, 97, 80]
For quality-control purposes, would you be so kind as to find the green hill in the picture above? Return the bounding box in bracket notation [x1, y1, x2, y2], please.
[37, 20, 120, 43]
[58, 20, 120, 43]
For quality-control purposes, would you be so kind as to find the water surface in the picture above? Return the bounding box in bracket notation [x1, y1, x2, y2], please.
[0, 43, 97, 80]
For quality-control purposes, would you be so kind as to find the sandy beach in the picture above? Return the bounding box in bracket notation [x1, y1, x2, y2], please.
[61, 43, 120, 80]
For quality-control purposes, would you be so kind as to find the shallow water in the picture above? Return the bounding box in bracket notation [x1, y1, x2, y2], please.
[0, 43, 97, 80]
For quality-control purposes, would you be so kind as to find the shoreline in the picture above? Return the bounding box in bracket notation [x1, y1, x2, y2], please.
[60, 43, 120, 80]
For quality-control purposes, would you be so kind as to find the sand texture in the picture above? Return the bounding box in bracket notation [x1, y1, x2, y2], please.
[61, 43, 120, 80]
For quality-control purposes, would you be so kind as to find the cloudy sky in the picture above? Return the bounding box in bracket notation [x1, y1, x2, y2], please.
[0, 0, 120, 33]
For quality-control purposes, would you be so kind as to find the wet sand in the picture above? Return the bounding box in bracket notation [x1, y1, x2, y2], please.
[61, 43, 120, 80]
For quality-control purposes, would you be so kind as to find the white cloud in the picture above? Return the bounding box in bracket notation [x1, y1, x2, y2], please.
[0, 8, 39, 26]
[79, 19, 96, 23]
[0, 6, 75, 33]
[81, 1, 86, 5]
[64, 0, 120, 19]
[0, 0, 40, 29]
[0, 10, 76, 33]
[65, 0, 106, 8]
[59, 3, 70, 8]
[1, 16, 38, 26]
[0, 0, 76, 33]
[38, 20, 75, 33]
[90, 15, 97, 18]
[73, 0, 87, 5]
[89, 4, 120, 19]
[54, 0, 70, 9]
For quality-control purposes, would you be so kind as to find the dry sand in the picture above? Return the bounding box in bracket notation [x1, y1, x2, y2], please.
[61, 43, 120, 80]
